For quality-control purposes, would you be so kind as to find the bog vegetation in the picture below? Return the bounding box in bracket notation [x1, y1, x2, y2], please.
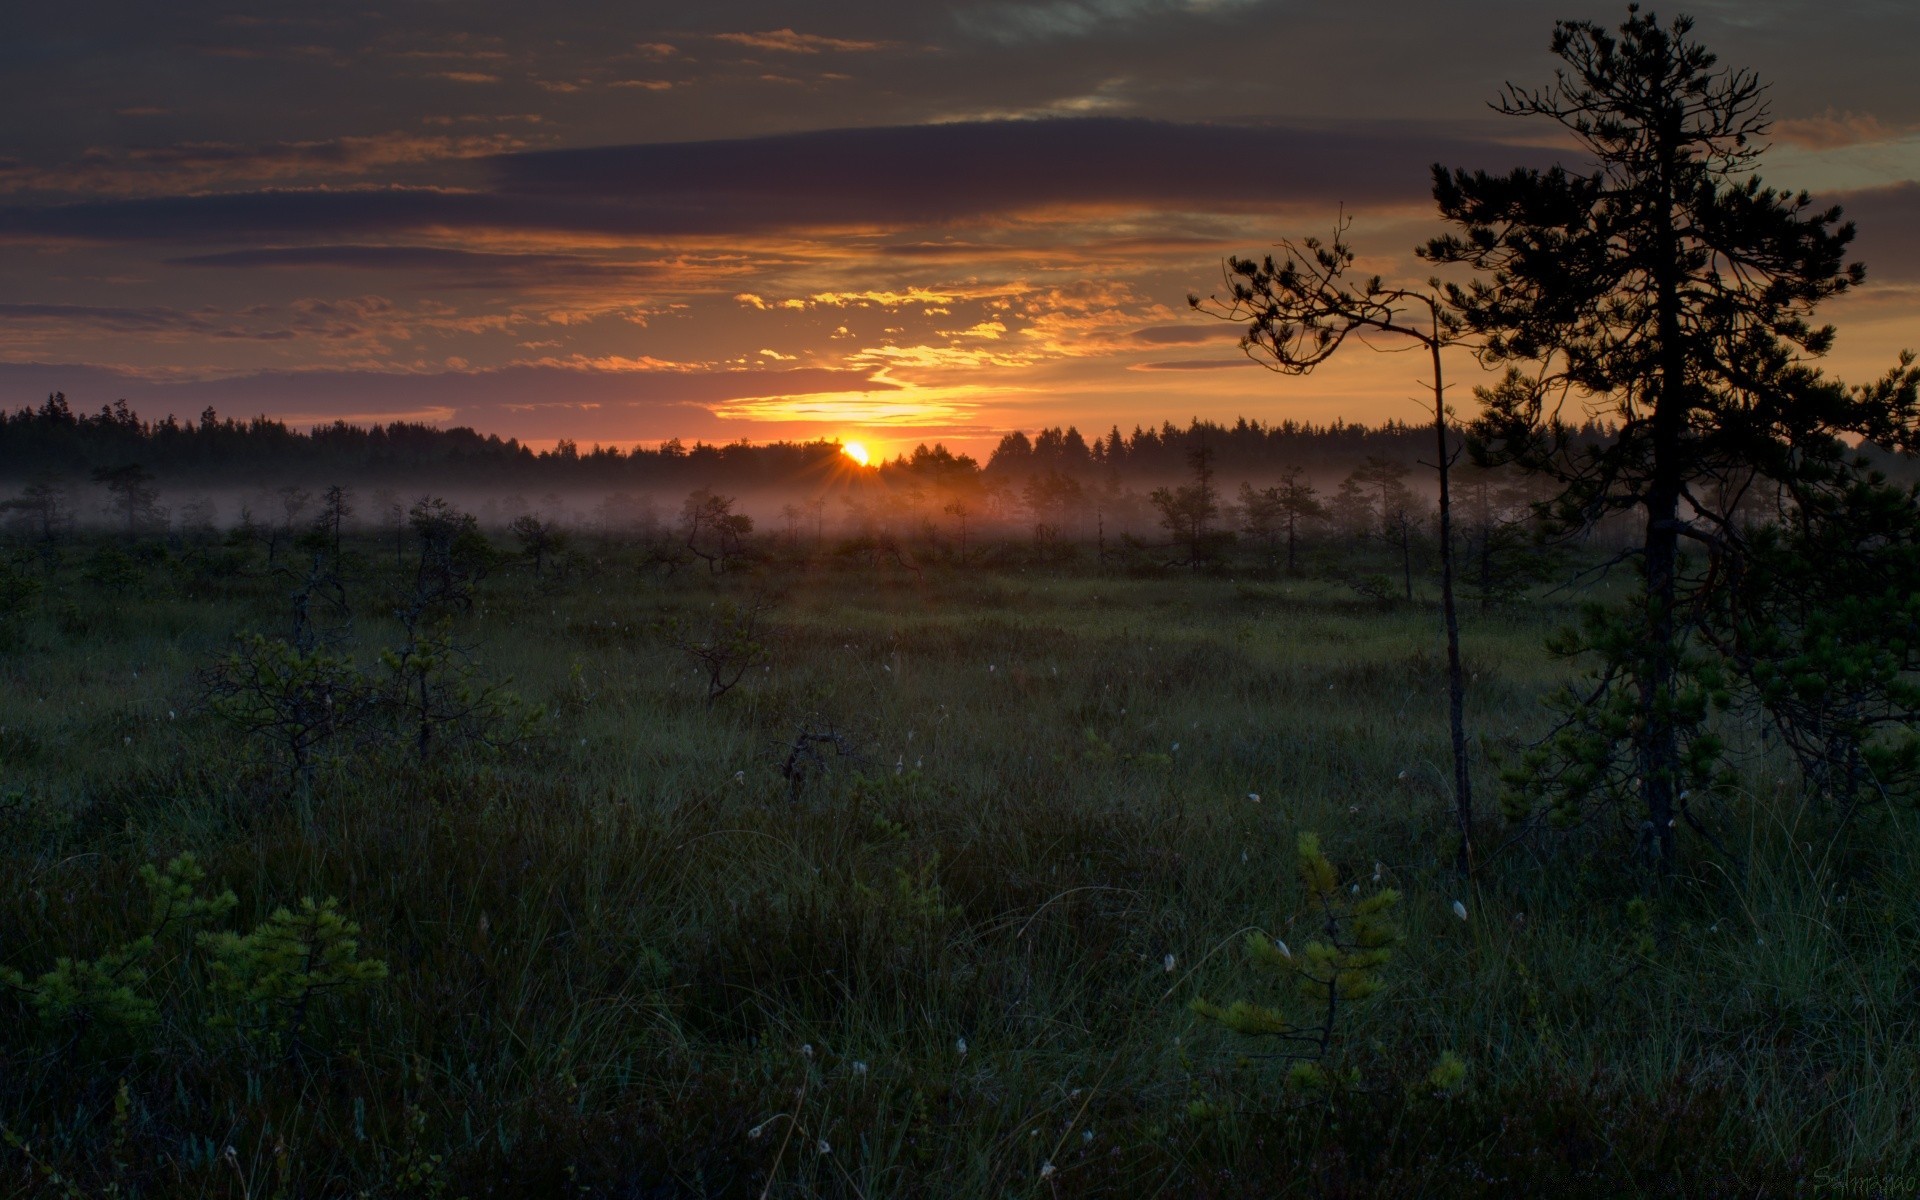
[5, 7, 1920, 1197]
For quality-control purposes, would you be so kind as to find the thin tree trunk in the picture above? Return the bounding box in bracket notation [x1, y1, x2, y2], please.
[1431, 324, 1473, 878]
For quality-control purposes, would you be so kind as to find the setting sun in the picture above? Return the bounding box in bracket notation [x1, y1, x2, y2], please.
[842, 441, 871, 467]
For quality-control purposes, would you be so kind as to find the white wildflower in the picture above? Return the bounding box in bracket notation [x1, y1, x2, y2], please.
[956, 1037, 968, 1057]
[748, 1123, 766, 1140]
[800, 1043, 813, 1058]
[1039, 1161, 1056, 1179]
[852, 1061, 868, 1077]
[1162, 953, 1176, 973]
[818, 1139, 831, 1155]
[1274, 938, 1291, 959]
[1248, 792, 1260, 803]
[1452, 900, 1468, 921]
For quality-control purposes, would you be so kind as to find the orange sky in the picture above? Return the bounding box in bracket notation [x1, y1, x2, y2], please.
[3, 2, 1916, 459]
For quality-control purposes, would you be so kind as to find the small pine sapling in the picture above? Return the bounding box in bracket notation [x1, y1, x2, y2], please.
[200, 634, 375, 785]
[655, 597, 774, 705]
[202, 897, 388, 1059]
[0, 854, 236, 1050]
[379, 613, 537, 764]
[1191, 832, 1399, 1087]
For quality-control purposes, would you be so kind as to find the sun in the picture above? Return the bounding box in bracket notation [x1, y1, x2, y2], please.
[841, 441, 871, 467]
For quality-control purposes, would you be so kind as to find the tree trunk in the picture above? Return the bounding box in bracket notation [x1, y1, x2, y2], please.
[1642, 133, 1687, 878]
[1431, 328, 1473, 877]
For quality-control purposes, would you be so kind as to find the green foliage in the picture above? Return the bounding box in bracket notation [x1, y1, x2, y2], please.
[655, 596, 774, 705]
[202, 633, 375, 782]
[1427, 8, 1920, 869]
[1191, 832, 1400, 1069]
[0, 854, 235, 1049]
[1707, 465, 1920, 810]
[2, 853, 384, 1071]
[5, 530, 1914, 1190]
[80, 543, 145, 593]
[406, 496, 500, 614]
[855, 853, 960, 941]
[1426, 1049, 1468, 1094]
[1497, 597, 1734, 838]
[0, 553, 41, 646]
[202, 897, 389, 1054]
[509, 512, 569, 578]
[1148, 446, 1230, 569]
[379, 614, 538, 763]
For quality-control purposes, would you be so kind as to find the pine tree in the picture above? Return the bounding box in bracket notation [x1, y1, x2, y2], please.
[1421, 7, 1919, 871]
[1191, 832, 1399, 1079]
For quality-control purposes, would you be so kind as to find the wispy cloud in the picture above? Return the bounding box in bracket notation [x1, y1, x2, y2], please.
[712, 29, 890, 54]
[956, 0, 1266, 43]
[0, 131, 539, 198]
[1772, 108, 1913, 151]
[0, 118, 1544, 238]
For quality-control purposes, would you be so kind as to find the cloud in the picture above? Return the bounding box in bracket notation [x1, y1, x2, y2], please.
[1127, 323, 1238, 345]
[1834, 180, 1920, 281]
[0, 303, 295, 340]
[1128, 358, 1257, 370]
[1772, 109, 1912, 151]
[956, 0, 1265, 43]
[0, 118, 1542, 244]
[165, 244, 708, 290]
[2, 131, 537, 197]
[712, 29, 890, 54]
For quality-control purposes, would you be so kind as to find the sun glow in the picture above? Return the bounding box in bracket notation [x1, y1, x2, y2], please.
[841, 441, 871, 466]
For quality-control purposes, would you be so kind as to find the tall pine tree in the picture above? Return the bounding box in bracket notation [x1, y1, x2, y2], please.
[1423, 7, 1918, 871]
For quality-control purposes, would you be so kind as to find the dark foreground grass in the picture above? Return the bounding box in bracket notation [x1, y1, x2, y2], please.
[1, 536, 1915, 1196]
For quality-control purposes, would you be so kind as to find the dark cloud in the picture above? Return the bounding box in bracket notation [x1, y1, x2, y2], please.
[1128, 323, 1238, 345]
[0, 303, 295, 340]
[0, 118, 1545, 245]
[1834, 181, 1920, 281]
[164, 244, 684, 289]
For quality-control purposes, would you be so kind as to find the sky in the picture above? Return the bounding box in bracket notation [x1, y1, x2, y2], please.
[3, 1, 1917, 457]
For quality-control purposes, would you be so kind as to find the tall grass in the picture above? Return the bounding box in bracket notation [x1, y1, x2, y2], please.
[0, 535, 1909, 1195]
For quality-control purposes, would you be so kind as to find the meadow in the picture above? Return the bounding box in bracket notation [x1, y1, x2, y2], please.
[0, 529, 1913, 1197]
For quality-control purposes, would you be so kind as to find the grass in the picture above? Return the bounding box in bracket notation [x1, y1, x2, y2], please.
[0, 532, 1913, 1196]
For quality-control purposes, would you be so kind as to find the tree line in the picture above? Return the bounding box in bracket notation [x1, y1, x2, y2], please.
[0, 392, 1607, 491]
